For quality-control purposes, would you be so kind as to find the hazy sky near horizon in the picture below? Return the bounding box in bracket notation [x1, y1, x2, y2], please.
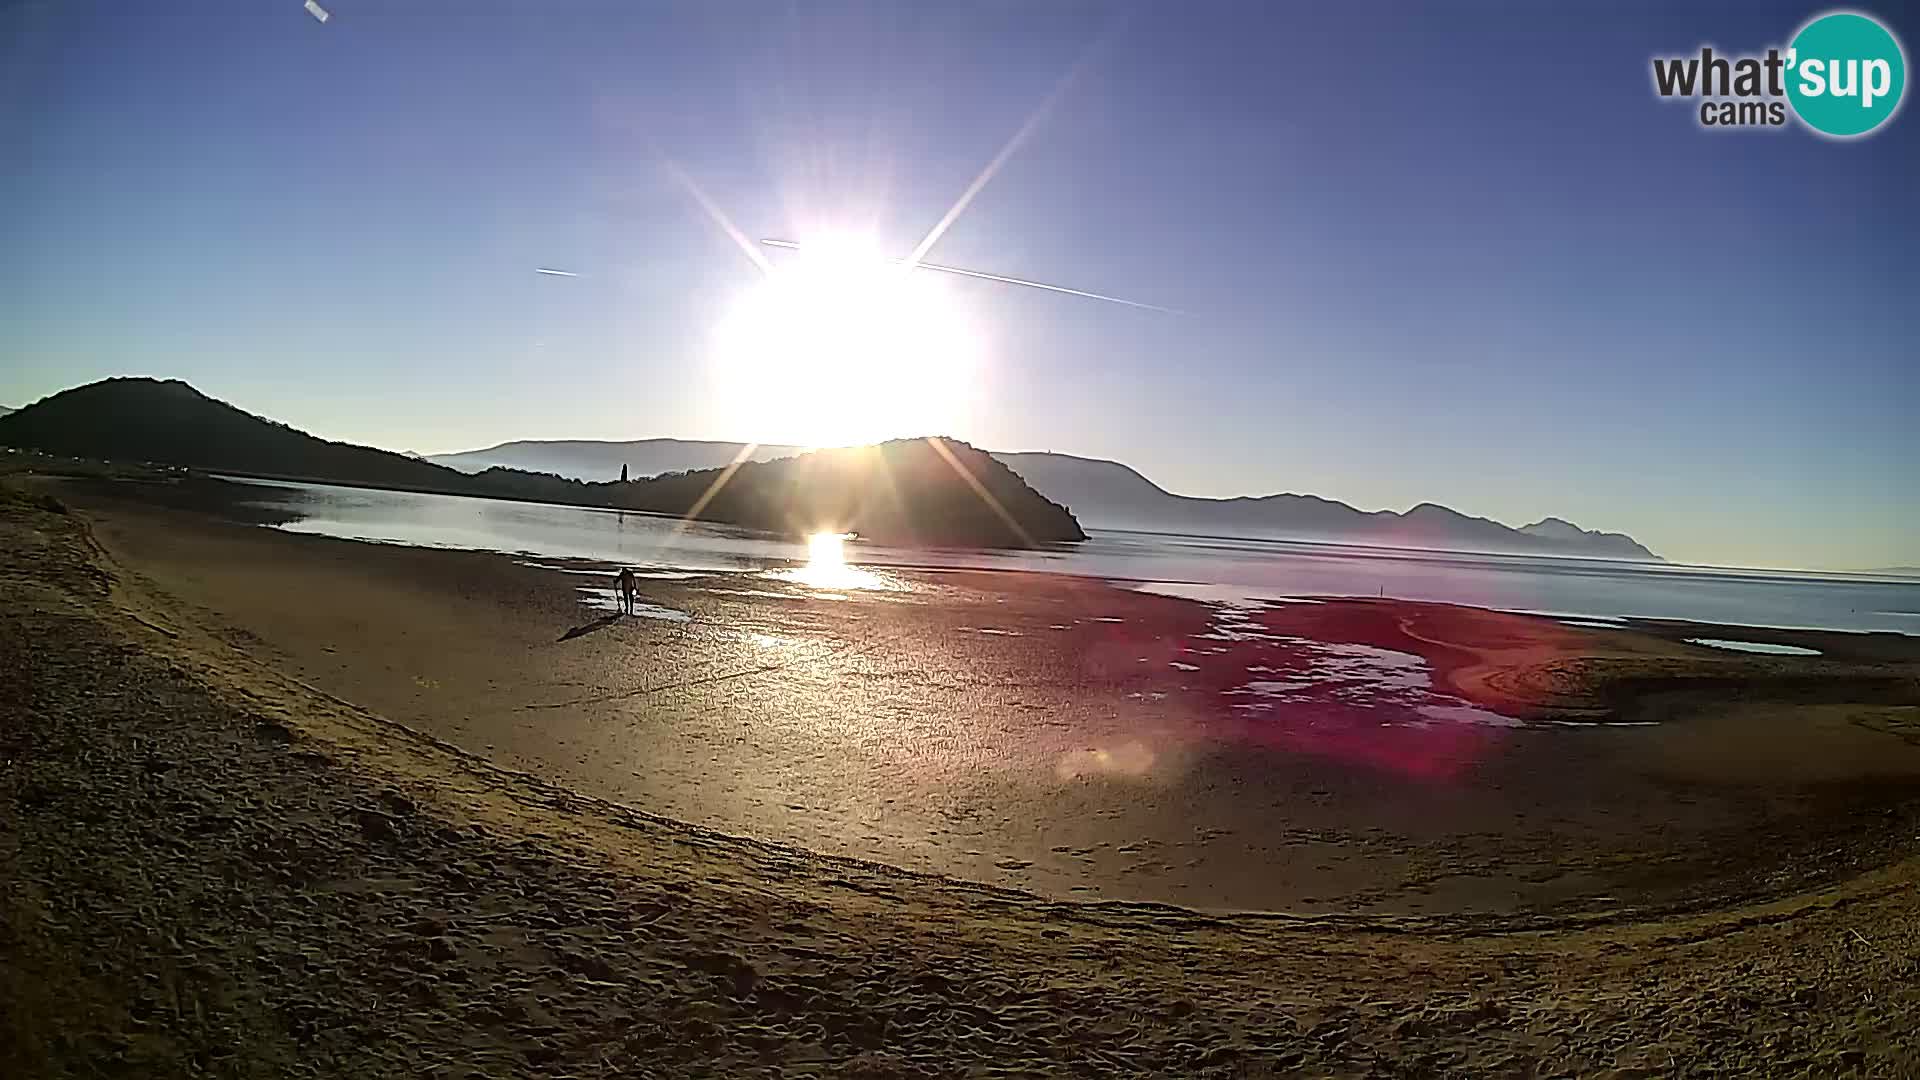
[2, 1, 1915, 570]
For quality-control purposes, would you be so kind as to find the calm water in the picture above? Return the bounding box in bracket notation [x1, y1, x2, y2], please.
[234, 478, 1920, 634]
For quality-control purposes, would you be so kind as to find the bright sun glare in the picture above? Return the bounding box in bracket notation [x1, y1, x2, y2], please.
[775, 531, 899, 593]
[807, 529, 847, 569]
[713, 234, 982, 448]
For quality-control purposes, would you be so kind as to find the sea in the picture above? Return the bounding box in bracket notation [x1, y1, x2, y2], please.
[227, 477, 1920, 636]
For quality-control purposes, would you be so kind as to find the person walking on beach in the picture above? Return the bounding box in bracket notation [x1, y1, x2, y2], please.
[615, 567, 637, 616]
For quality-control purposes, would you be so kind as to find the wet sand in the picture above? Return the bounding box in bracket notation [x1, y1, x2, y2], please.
[8, 481, 1920, 1076]
[59, 481, 1920, 919]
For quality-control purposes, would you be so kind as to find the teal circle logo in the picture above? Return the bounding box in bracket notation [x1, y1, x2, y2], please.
[1786, 11, 1907, 137]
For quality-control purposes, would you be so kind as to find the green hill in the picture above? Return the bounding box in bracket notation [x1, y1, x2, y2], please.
[0, 378, 1083, 548]
[0, 378, 468, 492]
[614, 440, 1085, 547]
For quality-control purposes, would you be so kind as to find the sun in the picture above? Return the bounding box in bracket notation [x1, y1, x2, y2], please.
[711, 234, 982, 448]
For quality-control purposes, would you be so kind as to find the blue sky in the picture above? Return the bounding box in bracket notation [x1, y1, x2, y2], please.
[2, 1, 1915, 569]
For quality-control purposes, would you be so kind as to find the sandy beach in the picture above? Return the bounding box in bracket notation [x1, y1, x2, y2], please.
[58, 479, 1920, 919]
[7, 478, 1920, 1075]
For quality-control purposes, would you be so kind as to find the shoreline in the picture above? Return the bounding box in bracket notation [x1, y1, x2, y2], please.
[49, 464, 1920, 629]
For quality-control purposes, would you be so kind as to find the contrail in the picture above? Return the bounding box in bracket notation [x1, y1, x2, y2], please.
[758, 238, 1174, 313]
[534, 267, 578, 277]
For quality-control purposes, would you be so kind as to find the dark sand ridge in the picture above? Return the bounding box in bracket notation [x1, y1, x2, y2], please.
[6, 484, 1920, 1076]
[60, 482, 1920, 920]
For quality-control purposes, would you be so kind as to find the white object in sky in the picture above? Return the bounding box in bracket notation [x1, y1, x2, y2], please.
[758, 238, 1173, 313]
[304, 0, 330, 24]
[534, 267, 578, 277]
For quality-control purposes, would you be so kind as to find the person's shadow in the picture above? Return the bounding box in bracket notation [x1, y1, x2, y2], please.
[557, 612, 623, 642]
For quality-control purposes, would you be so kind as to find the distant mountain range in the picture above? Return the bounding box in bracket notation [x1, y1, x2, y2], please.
[2, 378, 1658, 559]
[431, 439, 802, 478]
[0, 379, 1080, 548]
[991, 452, 1661, 561]
[430, 438, 1662, 561]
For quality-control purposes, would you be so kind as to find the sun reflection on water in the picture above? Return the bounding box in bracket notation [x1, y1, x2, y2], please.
[769, 531, 904, 593]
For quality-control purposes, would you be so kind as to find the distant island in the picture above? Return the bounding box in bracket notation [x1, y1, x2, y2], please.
[0, 379, 1083, 549]
[428, 436, 1664, 562]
